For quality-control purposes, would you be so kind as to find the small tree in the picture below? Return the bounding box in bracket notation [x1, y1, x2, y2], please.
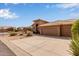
[70, 20, 79, 56]
[6, 27, 15, 32]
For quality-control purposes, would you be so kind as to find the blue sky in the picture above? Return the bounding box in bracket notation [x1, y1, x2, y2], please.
[0, 3, 79, 27]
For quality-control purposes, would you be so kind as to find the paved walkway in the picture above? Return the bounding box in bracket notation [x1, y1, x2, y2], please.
[0, 40, 15, 56]
[1, 35, 71, 56]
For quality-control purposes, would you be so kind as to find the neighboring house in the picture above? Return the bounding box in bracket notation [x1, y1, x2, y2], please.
[32, 19, 76, 37]
[0, 26, 16, 32]
[32, 19, 49, 33]
[0, 27, 6, 32]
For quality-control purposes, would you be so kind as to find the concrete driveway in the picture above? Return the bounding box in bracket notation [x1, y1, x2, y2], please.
[7, 35, 71, 56]
[0, 40, 15, 56]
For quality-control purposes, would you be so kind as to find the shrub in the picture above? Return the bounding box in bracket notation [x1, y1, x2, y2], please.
[23, 27, 33, 34]
[6, 27, 15, 32]
[26, 31, 33, 36]
[9, 32, 17, 36]
[14, 29, 18, 32]
[19, 33, 23, 36]
[70, 20, 79, 56]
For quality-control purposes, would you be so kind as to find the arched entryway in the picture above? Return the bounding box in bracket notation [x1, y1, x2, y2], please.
[36, 24, 40, 34]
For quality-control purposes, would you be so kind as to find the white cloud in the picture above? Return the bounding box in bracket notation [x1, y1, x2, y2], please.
[69, 12, 79, 19]
[3, 3, 19, 6]
[45, 3, 79, 9]
[12, 3, 19, 4]
[4, 3, 26, 6]
[0, 9, 19, 19]
[56, 3, 79, 9]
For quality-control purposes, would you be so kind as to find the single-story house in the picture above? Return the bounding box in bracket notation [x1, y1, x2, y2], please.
[0, 26, 16, 32]
[32, 19, 76, 37]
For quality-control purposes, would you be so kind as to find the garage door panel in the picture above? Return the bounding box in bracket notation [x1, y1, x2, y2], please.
[61, 25, 71, 37]
[40, 26, 60, 36]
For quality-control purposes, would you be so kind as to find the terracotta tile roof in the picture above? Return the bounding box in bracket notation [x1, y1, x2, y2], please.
[39, 19, 76, 27]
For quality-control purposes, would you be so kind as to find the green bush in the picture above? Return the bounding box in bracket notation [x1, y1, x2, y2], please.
[70, 20, 79, 56]
[9, 32, 17, 36]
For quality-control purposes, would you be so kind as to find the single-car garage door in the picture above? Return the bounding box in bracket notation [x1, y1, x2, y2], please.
[60, 25, 72, 37]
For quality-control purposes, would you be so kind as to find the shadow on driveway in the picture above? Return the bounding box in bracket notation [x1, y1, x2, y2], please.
[0, 40, 16, 56]
[35, 34, 71, 40]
